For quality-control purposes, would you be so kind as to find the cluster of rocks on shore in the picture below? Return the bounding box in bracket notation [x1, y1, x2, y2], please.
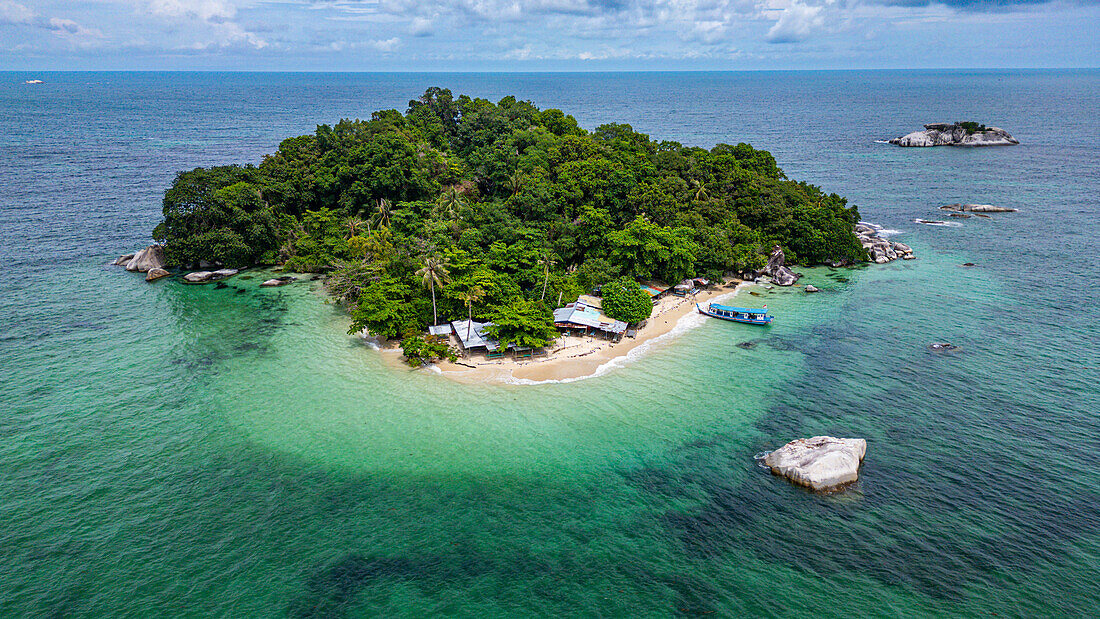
[761, 244, 802, 286]
[889, 122, 1019, 147]
[855, 223, 914, 264]
[112, 244, 294, 286]
[762, 436, 867, 492]
[112, 245, 169, 281]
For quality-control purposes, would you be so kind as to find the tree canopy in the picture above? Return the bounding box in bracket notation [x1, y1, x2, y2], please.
[601, 277, 653, 324]
[154, 88, 864, 344]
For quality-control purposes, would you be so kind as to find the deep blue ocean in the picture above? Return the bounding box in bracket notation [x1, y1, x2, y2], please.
[1, 71, 1098, 616]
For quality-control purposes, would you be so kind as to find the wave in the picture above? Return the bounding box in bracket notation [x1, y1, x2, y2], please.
[859, 220, 905, 237]
[914, 219, 963, 228]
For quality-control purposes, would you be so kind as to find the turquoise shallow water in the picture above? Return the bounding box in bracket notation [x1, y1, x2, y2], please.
[1, 71, 1099, 616]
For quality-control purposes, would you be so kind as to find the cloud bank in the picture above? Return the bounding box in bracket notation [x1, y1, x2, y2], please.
[1, 0, 1097, 68]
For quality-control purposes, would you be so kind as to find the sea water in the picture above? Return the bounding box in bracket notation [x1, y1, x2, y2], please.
[1, 71, 1098, 616]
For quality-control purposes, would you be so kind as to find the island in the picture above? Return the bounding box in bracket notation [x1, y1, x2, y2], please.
[889, 122, 1019, 147]
[139, 88, 874, 376]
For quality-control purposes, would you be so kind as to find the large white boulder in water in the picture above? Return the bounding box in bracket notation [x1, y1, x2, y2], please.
[763, 436, 867, 491]
[889, 122, 1018, 147]
[124, 245, 166, 272]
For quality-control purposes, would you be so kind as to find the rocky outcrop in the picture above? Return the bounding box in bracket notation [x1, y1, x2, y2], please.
[113, 253, 135, 266]
[211, 268, 239, 280]
[855, 223, 914, 264]
[804, 285, 819, 293]
[184, 271, 214, 283]
[763, 245, 802, 286]
[260, 276, 295, 287]
[940, 203, 1018, 213]
[889, 123, 1018, 147]
[772, 266, 800, 286]
[124, 245, 166, 273]
[763, 436, 867, 492]
[145, 268, 169, 281]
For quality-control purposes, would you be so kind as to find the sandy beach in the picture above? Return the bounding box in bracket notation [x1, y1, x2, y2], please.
[430, 279, 751, 384]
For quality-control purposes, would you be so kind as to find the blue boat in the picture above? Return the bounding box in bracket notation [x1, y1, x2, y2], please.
[696, 302, 773, 325]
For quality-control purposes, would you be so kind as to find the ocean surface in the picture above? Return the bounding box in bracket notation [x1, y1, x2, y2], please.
[1, 71, 1098, 616]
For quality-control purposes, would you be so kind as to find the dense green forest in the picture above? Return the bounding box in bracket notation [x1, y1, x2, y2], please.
[153, 88, 863, 343]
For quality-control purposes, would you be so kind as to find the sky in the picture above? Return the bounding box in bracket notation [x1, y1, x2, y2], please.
[1, 0, 1098, 70]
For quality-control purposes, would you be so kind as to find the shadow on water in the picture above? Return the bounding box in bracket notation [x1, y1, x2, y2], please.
[290, 553, 496, 618]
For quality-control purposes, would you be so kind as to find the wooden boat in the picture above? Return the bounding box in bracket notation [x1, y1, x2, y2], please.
[696, 302, 772, 325]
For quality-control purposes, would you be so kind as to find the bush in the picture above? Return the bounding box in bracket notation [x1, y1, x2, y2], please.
[401, 335, 457, 367]
[601, 276, 652, 324]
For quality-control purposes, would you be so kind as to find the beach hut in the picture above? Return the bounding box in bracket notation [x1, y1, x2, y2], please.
[450, 319, 530, 359]
[427, 324, 453, 337]
[552, 302, 628, 341]
[638, 283, 672, 304]
[450, 319, 497, 353]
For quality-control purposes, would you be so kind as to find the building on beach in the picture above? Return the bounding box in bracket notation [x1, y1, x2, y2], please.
[445, 319, 538, 359]
[552, 302, 628, 341]
[638, 283, 672, 304]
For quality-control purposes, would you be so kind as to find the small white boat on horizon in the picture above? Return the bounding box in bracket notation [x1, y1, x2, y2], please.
[25, 79, 44, 84]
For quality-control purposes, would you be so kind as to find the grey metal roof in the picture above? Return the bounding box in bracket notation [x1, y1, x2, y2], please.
[428, 324, 453, 336]
[450, 319, 506, 351]
[552, 303, 628, 334]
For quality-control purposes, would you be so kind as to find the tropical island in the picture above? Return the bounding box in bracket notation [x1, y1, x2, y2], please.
[136, 88, 868, 378]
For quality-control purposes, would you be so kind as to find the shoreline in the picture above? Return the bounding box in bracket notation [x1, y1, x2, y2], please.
[428, 280, 753, 385]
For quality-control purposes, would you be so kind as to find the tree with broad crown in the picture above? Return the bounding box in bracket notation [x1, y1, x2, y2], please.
[486, 298, 557, 350]
[601, 276, 653, 324]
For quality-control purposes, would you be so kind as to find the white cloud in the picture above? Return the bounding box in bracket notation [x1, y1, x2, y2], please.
[135, 0, 268, 48]
[766, 0, 825, 43]
[47, 17, 101, 36]
[146, 0, 237, 21]
[369, 36, 400, 51]
[0, 0, 34, 24]
[409, 15, 433, 35]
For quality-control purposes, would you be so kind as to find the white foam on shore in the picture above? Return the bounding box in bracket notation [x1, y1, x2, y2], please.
[505, 283, 750, 386]
[859, 221, 904, 237]
[913, 219, 963, 228]
[356, 331, 383, 350]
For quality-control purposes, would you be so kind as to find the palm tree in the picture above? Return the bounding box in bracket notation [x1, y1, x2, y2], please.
[456, 285, 485, 341]
[416, 256, 451, 326]
[507, 172, 523, 197]
[344, 215, 366, 238]
[435, 186, 466, 222]
[375, 198, 392, 229]
[691, 179, 709, 202]
[537, 252, 556, 302]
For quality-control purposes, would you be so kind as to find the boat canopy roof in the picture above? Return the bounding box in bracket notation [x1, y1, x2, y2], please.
[710, 303, 769, 315]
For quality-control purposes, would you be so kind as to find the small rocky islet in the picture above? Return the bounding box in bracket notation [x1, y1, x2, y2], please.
[762, 436, 868, 492]
[915, 203, 1019, 226]
[889, 122, 1019, 147]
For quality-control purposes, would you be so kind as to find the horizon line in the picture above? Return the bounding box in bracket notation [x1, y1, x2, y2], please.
[5, 67, 1099, 74]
